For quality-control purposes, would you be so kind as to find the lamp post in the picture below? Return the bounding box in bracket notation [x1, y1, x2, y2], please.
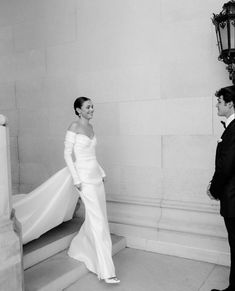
[212, 0, 235, 84]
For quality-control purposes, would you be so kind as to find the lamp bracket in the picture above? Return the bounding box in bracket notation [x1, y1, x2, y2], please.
[226, 63, 235, 84]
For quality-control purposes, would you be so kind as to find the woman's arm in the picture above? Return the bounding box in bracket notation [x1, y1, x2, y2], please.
[64, 128, 81, 186]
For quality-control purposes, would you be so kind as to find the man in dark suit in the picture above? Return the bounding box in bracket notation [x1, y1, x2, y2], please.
[207, 85, 235, 291]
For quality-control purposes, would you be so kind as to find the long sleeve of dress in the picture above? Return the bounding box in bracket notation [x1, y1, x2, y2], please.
[64, 131, 81, 185]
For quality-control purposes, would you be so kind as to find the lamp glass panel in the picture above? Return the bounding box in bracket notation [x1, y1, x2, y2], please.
[230, 20, 235, 49]
[220, 21, 228, 50]
[216, 28, 222, 54]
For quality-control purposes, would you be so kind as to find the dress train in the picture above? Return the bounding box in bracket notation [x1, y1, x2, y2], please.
[13, 167, 79, 244]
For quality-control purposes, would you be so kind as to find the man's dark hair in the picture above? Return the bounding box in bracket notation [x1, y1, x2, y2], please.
[215, 85, 235, 106]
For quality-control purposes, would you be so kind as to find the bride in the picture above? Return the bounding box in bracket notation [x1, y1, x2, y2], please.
[13, 96, 119, 284]
[64, 96, 120, 284]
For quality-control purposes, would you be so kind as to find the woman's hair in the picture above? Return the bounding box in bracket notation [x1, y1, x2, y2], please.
[74, 97, 91, 116]
[215, 85, 235, 106]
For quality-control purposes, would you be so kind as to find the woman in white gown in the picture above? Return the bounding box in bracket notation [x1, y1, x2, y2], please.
[64, 97, 120, 284]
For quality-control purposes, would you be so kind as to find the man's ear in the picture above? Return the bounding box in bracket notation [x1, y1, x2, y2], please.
[226, 101, 233, 108]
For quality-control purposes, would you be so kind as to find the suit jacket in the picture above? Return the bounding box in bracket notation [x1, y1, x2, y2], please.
[210, 119, 235, 217]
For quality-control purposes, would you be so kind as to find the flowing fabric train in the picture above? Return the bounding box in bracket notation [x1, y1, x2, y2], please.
[13, 167, 79, 244]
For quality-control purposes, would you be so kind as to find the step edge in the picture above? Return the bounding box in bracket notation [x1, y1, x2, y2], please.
[26, 264, 87, 291]
[24, 232, 77, 270]
[25, 237, 126, 291]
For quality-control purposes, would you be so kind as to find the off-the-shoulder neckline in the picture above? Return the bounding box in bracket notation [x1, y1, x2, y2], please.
[67, 130, 95, 140]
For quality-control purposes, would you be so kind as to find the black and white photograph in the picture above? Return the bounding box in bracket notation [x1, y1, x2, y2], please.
[0, 1, 235, 290]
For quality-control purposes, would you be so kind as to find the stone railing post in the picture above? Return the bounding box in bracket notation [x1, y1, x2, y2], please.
[0, 114, 24, 291]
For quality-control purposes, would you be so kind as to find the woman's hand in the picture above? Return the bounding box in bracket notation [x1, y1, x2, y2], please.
[74, 183, 82, 191]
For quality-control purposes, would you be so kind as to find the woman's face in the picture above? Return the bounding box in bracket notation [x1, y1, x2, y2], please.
[79, 100, 94, 120]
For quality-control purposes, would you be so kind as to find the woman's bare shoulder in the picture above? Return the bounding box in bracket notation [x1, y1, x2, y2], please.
[67, 121, 81, 133]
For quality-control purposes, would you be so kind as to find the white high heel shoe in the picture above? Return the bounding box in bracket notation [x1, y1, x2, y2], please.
[104, 277, 120, 284]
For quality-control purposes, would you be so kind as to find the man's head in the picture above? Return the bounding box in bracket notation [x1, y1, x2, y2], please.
[215, 85, 235, 118]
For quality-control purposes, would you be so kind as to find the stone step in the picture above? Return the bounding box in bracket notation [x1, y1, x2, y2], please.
[24, 234, 126, 291]
[23, 218, 84, 270]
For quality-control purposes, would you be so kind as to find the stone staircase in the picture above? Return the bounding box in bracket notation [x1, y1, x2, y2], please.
[23, 218, 126, 291]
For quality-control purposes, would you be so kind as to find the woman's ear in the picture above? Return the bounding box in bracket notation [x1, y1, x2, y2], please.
[76, 108, 82, 117]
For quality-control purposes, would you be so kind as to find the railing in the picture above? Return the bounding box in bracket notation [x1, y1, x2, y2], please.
[0, 114, 24, 291]
[0, 114, 12, 219]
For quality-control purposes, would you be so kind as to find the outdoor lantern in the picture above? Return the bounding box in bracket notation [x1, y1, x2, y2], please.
[212, 0, 235, 83]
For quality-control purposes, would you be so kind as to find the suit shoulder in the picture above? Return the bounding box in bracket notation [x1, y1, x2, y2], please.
[228, 120, 235, 133]
[231, 120, 235, 128]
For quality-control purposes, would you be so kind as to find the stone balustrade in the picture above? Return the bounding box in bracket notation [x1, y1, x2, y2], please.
[0, 114, 24, 291]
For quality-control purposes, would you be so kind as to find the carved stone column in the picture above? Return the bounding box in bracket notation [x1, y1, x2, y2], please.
[0, 114, 24, 291]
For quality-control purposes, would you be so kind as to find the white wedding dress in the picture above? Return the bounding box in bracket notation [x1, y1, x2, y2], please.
[13, 167, 79, 244]
[12, 130, 116, 279]
[64, 131, 116, 280]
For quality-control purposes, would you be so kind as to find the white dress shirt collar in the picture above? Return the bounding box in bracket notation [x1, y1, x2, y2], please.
[226, 113, 235, 128]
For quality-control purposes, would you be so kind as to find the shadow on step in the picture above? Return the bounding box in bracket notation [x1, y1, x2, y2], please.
[23, 217, 84, 270]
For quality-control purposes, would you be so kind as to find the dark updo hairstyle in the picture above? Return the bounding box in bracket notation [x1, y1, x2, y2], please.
[215, 85, 235, 106]
[74, 96, 91, 116]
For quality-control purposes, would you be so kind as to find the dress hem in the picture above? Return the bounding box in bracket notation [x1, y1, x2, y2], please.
[67, 252, 116, 280]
